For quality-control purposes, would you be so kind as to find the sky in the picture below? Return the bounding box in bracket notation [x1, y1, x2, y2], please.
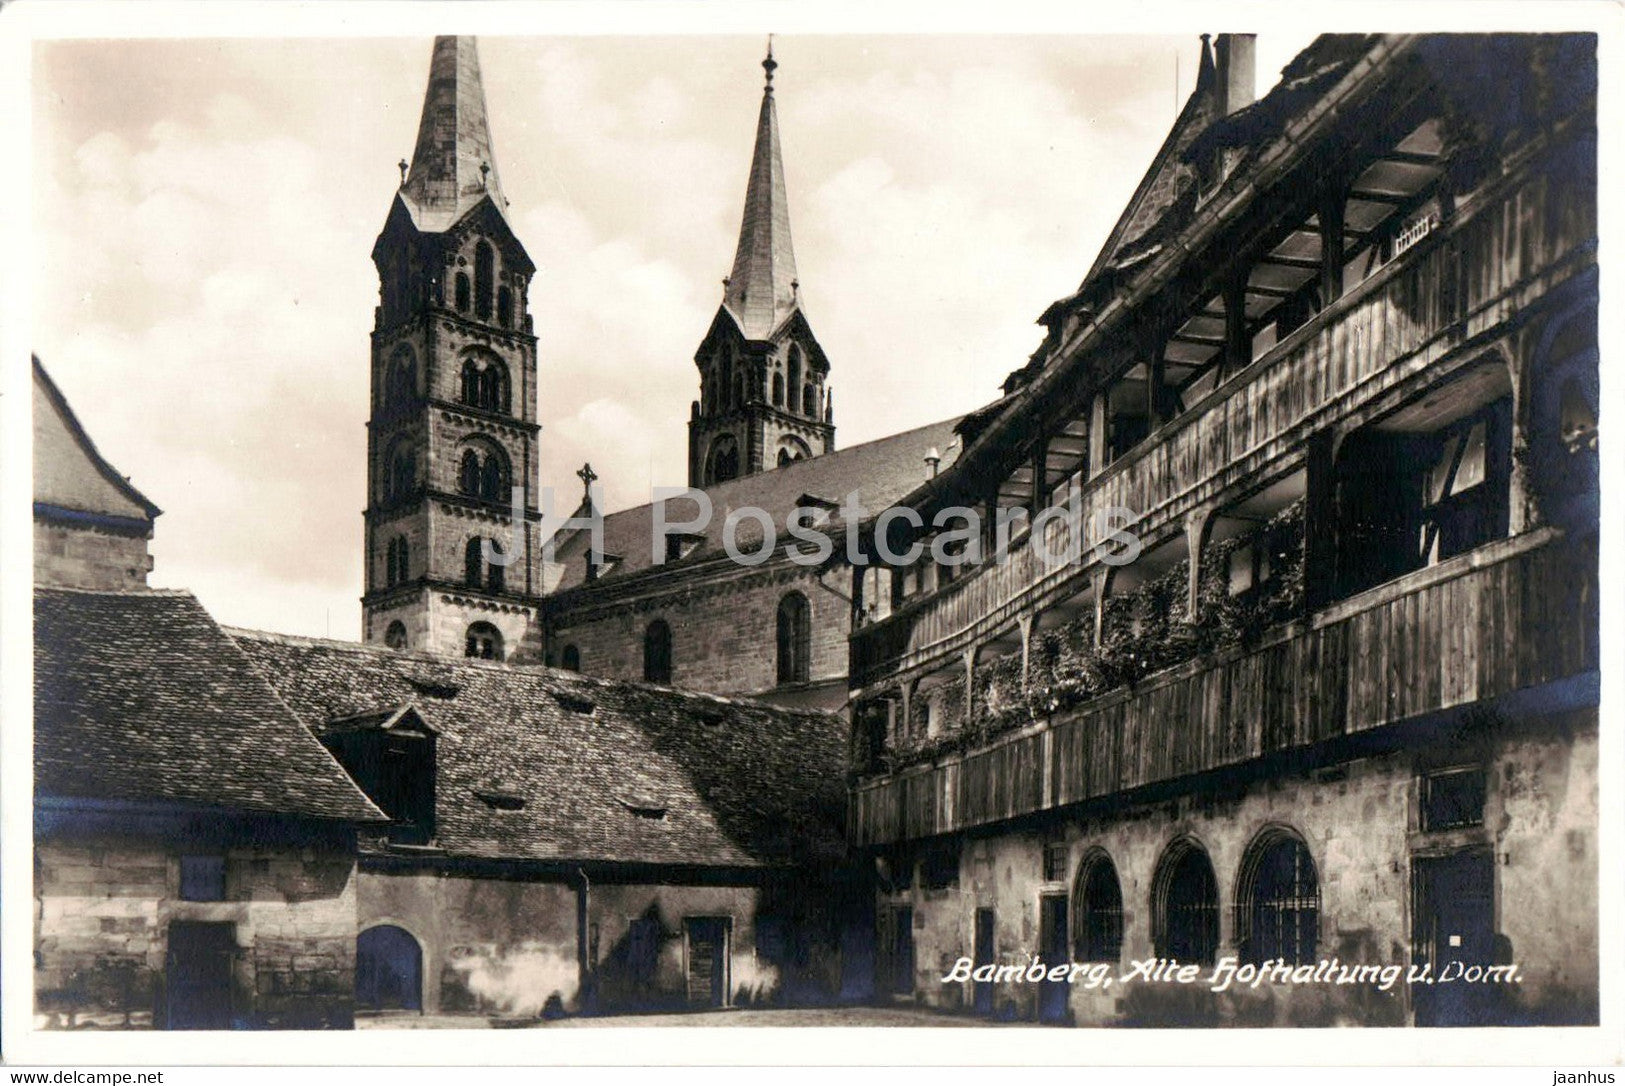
[31, 29, 1316, 640]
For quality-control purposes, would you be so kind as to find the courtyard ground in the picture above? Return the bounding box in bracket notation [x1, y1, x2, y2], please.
[358, 1006, 1005, 1029]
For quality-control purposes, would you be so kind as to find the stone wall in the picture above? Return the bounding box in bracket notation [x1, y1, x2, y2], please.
[35, 832, 359, 1030]
[880, 709, 1597, 1027]
[547, 561, 850, 705]
[34, 520, 152, 591]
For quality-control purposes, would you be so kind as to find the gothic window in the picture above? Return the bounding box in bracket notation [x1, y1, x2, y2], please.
[803, 384, 816, 418]
[385, 441, 417, 505]
[460, 356, 510, 414]
[776, 591, 812, 685]
[384, 621, 408, 650]
[1235, 828, 1319, 966]
[1152, 838, 1219, 965]
[643, 619, 673, 684]
[474, 241, 495, 320]
[773, 372, 784, 407]
[777, 449, 791, 467]
[560, 644, 581, 672]
[465, 621, 503, 660]
[455, 272, 471, 313]
[707, 435, 740, 484]
[1073, 851, 1124, 963]
[787, 347, 802, 414]
[497, 286, 513, 328]
[720, 357, 734, 410]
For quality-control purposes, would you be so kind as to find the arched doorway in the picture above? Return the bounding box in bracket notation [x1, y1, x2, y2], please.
[356, 924, 423, 1011]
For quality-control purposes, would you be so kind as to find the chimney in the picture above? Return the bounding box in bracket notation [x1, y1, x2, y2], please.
[1214, 34, 1256, 116]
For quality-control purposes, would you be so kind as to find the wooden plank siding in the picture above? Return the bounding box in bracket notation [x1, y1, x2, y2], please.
[850, 531, 1596, 847]
[852, 153, 1596, 691]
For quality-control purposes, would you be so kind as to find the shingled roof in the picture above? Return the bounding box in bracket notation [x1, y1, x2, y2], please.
[34, 587, 384, 824]
[231, 631, 851, 871]
[549, 415, 963, 592]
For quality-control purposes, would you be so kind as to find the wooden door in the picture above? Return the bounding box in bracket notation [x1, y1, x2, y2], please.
[684, 917, 730, 1009]
[1038, 894, 1070, 1023]
[1413, 851, 1497, 1026]
[165, 921, 234, 1030]
[972, 907, 996, 1016]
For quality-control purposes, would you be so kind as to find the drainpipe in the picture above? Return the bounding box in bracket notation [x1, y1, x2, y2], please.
[575, 866, 594, 1015]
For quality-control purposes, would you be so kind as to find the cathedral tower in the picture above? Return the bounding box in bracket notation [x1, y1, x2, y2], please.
[688, 45, 835, 487]
[363, 36, 542, 662]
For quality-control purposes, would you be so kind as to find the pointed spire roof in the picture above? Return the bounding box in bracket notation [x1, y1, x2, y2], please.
[722, 41, 800, 340]
[399, 36, 508, 232]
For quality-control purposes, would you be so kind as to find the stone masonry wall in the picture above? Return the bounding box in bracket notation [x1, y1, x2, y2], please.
[883, 710, 1597, 1027]
[35, 836, 359, 1030]
[34, 521, 152, 591]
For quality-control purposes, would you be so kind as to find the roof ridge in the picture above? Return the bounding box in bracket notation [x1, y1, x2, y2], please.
[34, 584, 190, 598]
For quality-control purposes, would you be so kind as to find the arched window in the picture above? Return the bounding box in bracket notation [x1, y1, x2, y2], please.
[787, 346, 803, 414]
[480, 452, 506, 502]
[386, 535, 410, 587]
[1236, 828, 1319, 966]
[497, 286, 513, 328]
[720, 357, 734, 411]
[776, 592, 811, 685]
[1153, 838, 1219, 965]
[384, 621, 408, 651]
[773, 372, 784, 407]
[560, 644, 580, 672]
[385, 349, 416, 413]
[708, 435, 740, 484]
[487, 539, 505, 594]
[643, 619, 672, 684]
[460, 356, 509, 414]
[385, 441, 417, 505]
[464, 537, 483, 587]
[455, 272, 471, 312]
[459, 449, 481, 497]
[803, 384, 816, 418]
[777, 449, 791, 467]
[465, 621, 503, 660]
[458, 442, 510, 503]
[1073, 851, 1124, 963]
[356, 925, 422, 1011]
[474, 241, 494, 320]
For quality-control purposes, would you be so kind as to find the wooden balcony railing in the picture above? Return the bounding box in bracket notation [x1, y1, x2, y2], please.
[851, 155, 1596, 690]
[850, 530, 1597, 847]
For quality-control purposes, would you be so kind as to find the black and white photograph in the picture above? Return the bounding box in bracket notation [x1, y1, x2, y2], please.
[2, 0, 1618, 1073]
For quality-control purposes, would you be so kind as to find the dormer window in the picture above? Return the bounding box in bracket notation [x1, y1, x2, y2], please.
[321, 706, 437, 845]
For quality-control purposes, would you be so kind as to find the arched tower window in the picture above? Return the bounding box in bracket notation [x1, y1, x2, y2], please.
[1073, 850, 1124, 963]
[457, 440, 510, 503]
[497, 286, 513, 328]
[720, 356, 734, 412]
[386, 535, 410, 587]
[385, 349, 416, 413]
[460, 356, 510, 414]
[384, 440, 417, 506]
[1235, 828, 1319, 966]
[464, 537, 483, 587]
[474, 241, 495, 320]
[356, 925, 423, 1011]
[787, 346, 803, 414]
[560, 644, 581, 672]
[384, 621, 408, 651]
[455, 272, 471, 313]
[1152, 838, 1219, 965]
[465, 621, 503, 660]
[777, 449, 792, 467]
[803, 384, 816, 419]
[643, 619, 673, 684]
[776, 592, 811, 685]
[773, 372, 785, 407]
[707, 435, 740, 484]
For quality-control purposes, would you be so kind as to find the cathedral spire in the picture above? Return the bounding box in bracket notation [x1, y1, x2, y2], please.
[723, 40, 800, 340]
[400, 36, 507, 230]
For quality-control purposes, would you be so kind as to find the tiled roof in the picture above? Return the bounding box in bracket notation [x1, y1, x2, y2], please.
[231, 631, 851, 870]
[34, 588, 384, 823]
[549, 415, 963, 591]
[33, 357, 161, 524]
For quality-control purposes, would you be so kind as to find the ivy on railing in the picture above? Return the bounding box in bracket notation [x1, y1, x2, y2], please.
[869, 500, 1306, 773]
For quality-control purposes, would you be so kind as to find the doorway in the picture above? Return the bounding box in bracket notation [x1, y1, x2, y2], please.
[164, 921, 234, 1030]
[684, 916, 731, 1009]
[972, 907, 996, 1016]
[356, 924, 423, 1012]
[1038, 894, 1070, 1023]
[1412, 850, 1497, 1026]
